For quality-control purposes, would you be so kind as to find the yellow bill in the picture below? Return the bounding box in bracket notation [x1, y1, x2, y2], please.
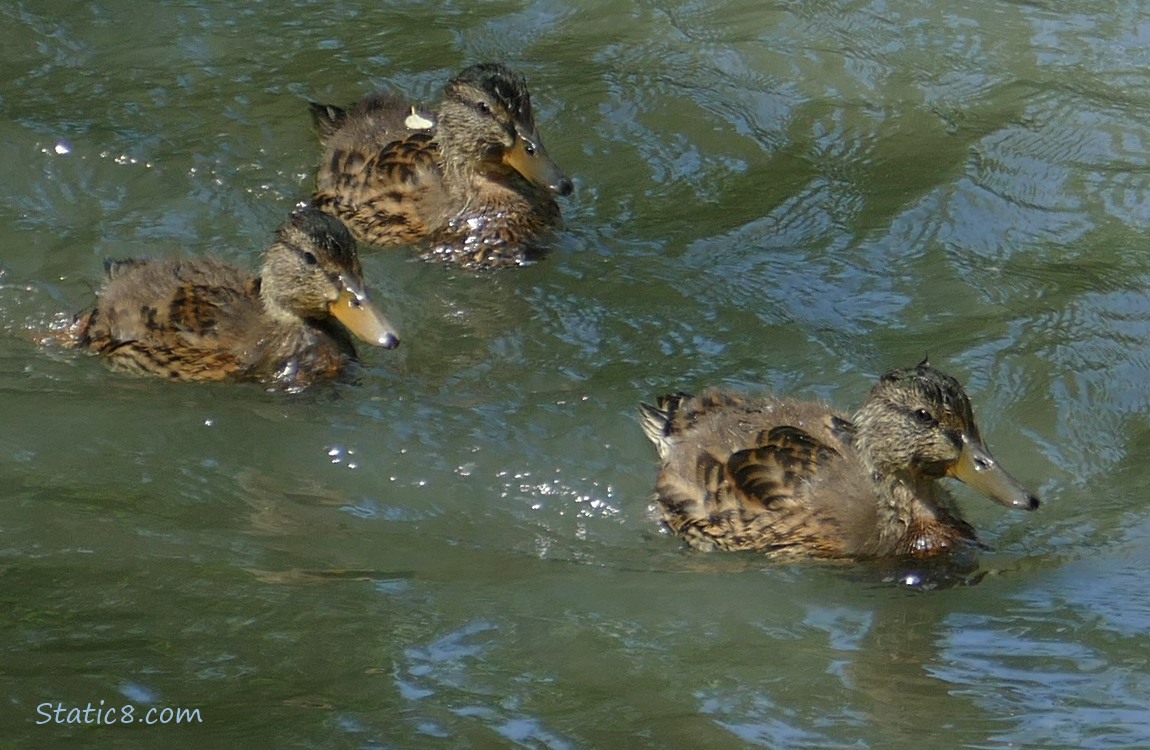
[504, 126, 573, 196]
[329, 284, 399, 349]
[946, 432, 1039, 511]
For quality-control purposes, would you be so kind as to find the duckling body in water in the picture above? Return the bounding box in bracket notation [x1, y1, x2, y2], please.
[70, 207, 398, 390]
[640, 361, 1039, 558]
[310, 62, 573, 269]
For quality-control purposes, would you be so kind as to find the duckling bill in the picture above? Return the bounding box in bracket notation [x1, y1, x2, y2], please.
[640, 361, 1039, 559]
[310, 62, 573, 269]
[68, 207, 398, 390]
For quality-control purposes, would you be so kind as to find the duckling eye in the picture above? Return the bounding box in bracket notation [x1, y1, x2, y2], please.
[914, 408, 935, 425]
[523, 142, 536, 156]
[474, 100, 491, 115]
[302, 251, 318, 266]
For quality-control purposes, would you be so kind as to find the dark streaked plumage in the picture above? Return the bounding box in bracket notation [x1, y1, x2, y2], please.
[68, 207, 399, 390]
[310, 62, 573, 269]
[639, 361, 1039, 559]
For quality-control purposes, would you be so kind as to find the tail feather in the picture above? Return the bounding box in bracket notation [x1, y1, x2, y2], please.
[103, 258, 148, 279]
[309, 101, 347, 141]
[638, 392, 693, 458]
[638, 401, 670, 445]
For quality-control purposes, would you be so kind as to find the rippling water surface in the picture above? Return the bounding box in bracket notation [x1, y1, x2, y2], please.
[4, 0, 1150, 747]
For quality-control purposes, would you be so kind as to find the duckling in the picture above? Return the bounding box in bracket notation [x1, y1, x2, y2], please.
[639, 361, 1039, 559]
[69, 206, 399, 390]
[310, 62, 573, 269]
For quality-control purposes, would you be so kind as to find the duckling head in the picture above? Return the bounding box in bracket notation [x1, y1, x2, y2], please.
[437, 62, 573, 197]
[853, 360, 1039, 511]
[260, 207, 399, 349]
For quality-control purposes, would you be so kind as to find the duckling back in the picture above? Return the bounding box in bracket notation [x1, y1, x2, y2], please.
[311, 93, 437, 155]
[74, 258, 264, 381]
[310, 93, 452, 249]
[640, 390, 876, 556]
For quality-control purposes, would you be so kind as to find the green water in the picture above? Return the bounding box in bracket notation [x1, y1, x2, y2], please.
[3, 0, 1149, 747]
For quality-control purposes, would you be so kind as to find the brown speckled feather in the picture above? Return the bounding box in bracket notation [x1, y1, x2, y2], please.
[640, 363, 1040, 560]
[644, 392, 860, 554]
[68, 207, 399, 390]
[312, 97, 447, 247]
[727, 426, 842, 510]
[309, 63, 572, 269]
[76, 259, 256, 381]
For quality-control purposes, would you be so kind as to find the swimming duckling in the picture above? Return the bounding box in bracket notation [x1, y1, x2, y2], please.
[640, 361, 1039, 558]
[310, 62, 573, 269]
[69, 207, 398, 390]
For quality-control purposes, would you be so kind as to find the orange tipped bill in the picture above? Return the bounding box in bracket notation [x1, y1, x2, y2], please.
[329, 286, 399, 349]
[946, 433, 1039, 511]
[503, 126, 573, 196]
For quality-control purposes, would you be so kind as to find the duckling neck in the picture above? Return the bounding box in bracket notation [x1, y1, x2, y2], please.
[431, 124, 483, 192]
[871, 468, 931, 525]
[868, 468, 972, 556]
[432, 126, 538, 203]
[437, 150, 469, 193]
[255, 277, 306, 330]
[253, 287, 355, 385]
[253, 274, 345, 355]
[437, 150, 511, 211]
